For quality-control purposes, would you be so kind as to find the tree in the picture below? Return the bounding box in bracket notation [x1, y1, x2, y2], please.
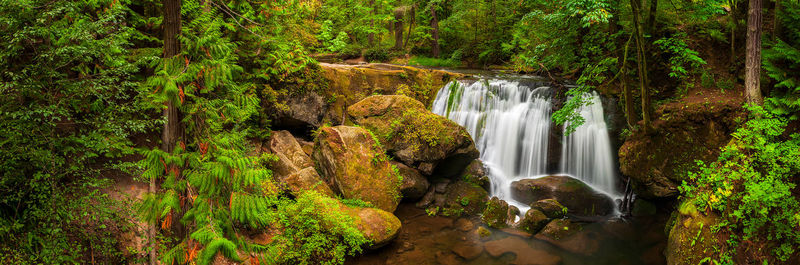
[430, 2, 441, 58]
[631, 0, 653, 130]
[745, 0, 764, 105]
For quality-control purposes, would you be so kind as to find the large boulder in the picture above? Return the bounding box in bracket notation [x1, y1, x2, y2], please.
[510, 175, 615, 217]
[442, 181, 489, 216]
[481, 197, 509, 228]
[666, 200, 724, 265]
[266, 130, 334, 197]
[348, 95, 479, 177]
[344, 204, 403, 248]
[517, 209, 549, 234]
[313, 126, 402, 212]
[530, 199, 566, 219]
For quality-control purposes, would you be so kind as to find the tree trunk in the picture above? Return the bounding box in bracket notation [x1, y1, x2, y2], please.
[394, 8, 404, 50]
[631, 0, 652, 130]
[430, 3, 440, 58]
[404, 5, 415, 49]
[730, 0, 737, 64]
[368, 0, 376, 46]
[745, 0, 763, 105]
[773, 0, 780, 40]
[151, 1, 182, 264]
[647, 0, 658, 33]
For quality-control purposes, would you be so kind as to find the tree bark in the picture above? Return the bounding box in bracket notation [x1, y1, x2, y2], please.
[404, 4, 415, 49]
[631, 0, 652, 130]
[151, 0, 182, 264]
[647, 0, 658, 33]
[430, 3, 440, 58]
[745, 0, 763, 105]
[394, 8, 404, 50]
[730, 0, 737, 64]
[368, 0, 375, 46]
[773, 0, 781, 40]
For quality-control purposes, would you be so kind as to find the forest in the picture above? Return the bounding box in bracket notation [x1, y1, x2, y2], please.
[0, 0, 798, 264]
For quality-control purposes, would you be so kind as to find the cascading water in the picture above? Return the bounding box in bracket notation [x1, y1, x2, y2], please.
[560, 91, 619, 196]
[432, 79, 619, 213]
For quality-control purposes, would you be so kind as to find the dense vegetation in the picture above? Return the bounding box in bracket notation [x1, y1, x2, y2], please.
[0, 0, 798, 264]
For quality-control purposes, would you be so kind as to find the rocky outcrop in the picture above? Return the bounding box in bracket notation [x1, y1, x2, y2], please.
[530, 199, 566, 219]
[348, 95, 479, 177]
[517, 209, 549, 234]
[666, 201, 723, 265]
[481, 197, 510, 228]
[313, 126, 402, 212]
[266, 130, 334, 197]
[619, 89, 745, 199]
[510, 175, 615, 218]
[320, 63, 462, 125]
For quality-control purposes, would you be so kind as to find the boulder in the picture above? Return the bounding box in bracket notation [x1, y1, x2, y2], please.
[517, 209, 549, 234]
[392, 162, 429, 201]
[530, 199, 566, 219]
[441, 181, 489, 216]
[510, 175, 615, 217]
[313, 126, 402, 212]
[666, 200, 724, 265]
[273, 91, 326, 129]
[267, 130, 333, 197]
[481, 197, 509, 228]
[344, 204, 402, 248]
[461, 159, 490, 190]
[348, 95, 479, 177]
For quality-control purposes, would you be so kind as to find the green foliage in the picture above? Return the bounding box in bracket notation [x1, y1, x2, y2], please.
[364, 46, 390, 62]
[654, 33, 707, 89]
[407, 56, 461, 68]
[553, 57, 617, 134]
[680, 105, 800, 261]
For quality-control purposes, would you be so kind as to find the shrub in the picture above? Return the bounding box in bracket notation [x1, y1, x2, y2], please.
[364, 47, 390, 62]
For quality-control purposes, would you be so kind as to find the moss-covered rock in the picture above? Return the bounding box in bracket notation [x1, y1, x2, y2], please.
[348, 95, 479, 177]
[530, 199, 566, 219]
[510, 175, 615, 218]
[665, 200, 724, 265]
[343, 204, 403, 249]
[461, 159, 490, 190]
[517, 209, 549, 234]
[442, 180, 489, 216]
[313, 126, 402, 212]
[619, 90, 745, 199]
[266, 130, 334, 197]
[392, 161, 429, 201]
[481, 197, 509, 228]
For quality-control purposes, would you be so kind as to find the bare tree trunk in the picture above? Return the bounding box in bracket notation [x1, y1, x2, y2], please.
[394, 8, 404, 50]
[631, 0, 652, 130]
[730, 0, 737, 64]
[404, 4, 415, 49]
[647, 0, 658, 33]
[773, 0, 781, 40]
[430, 3, 440, 58]
[151, 1, 182, 264]
[368, 0, 376, 46]
[745, 0, 763, 105]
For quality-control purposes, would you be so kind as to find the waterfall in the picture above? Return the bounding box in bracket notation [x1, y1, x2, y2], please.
[432, 79, 619, 212]
[560, 91, 619, 196]
[432, 80, 552, 210]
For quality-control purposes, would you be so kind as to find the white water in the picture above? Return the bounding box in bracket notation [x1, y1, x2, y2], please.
[432, 79, 618, 212]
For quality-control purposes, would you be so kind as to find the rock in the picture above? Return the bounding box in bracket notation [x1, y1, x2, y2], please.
[484, 236, 562, 265]
[348, 95, 479, 177]
[460, 159, 490, 189]
[632, 199, 658, 217]
[341, 202, 402, 249]
[392, 162, 429, 201]
[476, 226, 492, 240]
[517, 209, 549, 234]
[666, 200, 724, 265]
[435, 250, 460, 265]
[434, 179, 450, 193]
[530, 199, 566, 219]
[313, 126, 402, 212]
[273, 91, 326, 129]
[442, 181, 489, 216]
[481, 197, 509, 228]
[507, 205, 520, 225]
[455, 218, 475, 232]
[535, 219, 600, 256]
[267, 130, 334, 197]
[618, 92, 745, 199]
[451, 241, 483, 260]
[500, 228, 533, 238]
[415, 186, 436, 208]
[510, 175, 615, 217]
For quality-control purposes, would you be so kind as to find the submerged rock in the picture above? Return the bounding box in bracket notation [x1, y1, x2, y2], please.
[348, 95, 479, 177]
[481, 197, 509, 228]
[484, 236, 562, 265]
[535, 219, 601, 256]
[510, 175, 615, 217]
[266, 130, 333, 197]
[313, 126, 402, 212]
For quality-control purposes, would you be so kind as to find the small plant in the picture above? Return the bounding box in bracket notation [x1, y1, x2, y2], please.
[426, 207, 440, 216]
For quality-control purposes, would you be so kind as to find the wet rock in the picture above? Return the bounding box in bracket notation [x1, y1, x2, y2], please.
[507, 205, 520, 226]
[535, 219, 600, 256]
[267, 130, 334, 197]
[451, 241, 483, 260]
[510, 175, 615, 217]
[313, 126, 402, 212]
[344, 205, 403, 249]
[601, 218, 637, 240]
[348, 95, 479, 177]
[484, 236, 562, 265]
[393, 162, 429, 201]
[415, 186, 436, 208]
[476, 226, 492, 240]
[434, 179, 450, 193]
[435, 250, 461, 265]
[461, 159, 490, 189]
[500, 228, 533, 238]
[517, 209, 549, 234]
[455, 218, 475, 232]
[442, 181, 489, 216]
[529, 199, 566, 219]
[632, 199, 658, 217]
[481, 197, 509, 228]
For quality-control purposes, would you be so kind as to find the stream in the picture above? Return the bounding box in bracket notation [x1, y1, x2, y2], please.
[347, 73, 668, 265]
